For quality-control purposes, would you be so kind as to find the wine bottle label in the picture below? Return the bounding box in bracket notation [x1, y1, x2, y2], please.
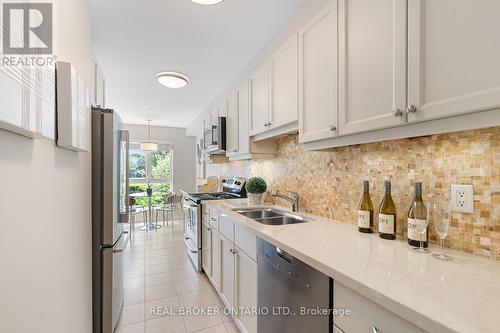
[378, 214, 395, 234]
[358, 210, 371, 228]
[407, 218, 427, 241]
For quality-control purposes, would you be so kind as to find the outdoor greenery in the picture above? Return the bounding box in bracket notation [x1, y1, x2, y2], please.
[245, 177, 267, 194]
[129, 149, 172, 207]
[129, 183, 171, 206]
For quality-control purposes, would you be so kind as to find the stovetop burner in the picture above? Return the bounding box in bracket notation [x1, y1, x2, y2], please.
[189, 192, 241, 202]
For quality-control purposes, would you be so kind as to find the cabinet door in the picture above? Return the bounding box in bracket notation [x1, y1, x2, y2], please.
[235, 78, 250, 155]
[219, 235, 235, 307]
[211, 231, 221, 291]
[249, 63, 269, 136]
[407, 0, 500, 123]
[202, 222, 212, 277]
[269, 35, 298, 129]
[298, 5, 338, 143]
[226, 91, 238, 156]
[338, 0, 407, 135]
[234, 250, 257, 333]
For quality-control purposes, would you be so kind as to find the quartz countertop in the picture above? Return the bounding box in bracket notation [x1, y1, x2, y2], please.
[203, 199, 500, 333]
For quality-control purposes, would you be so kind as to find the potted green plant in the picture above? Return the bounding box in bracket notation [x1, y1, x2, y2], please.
[245, 177, 267, 205]
[146, 181, 153, 196]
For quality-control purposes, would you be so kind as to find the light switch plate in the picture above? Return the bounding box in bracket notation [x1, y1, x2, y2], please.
[451, 184, 474, 213]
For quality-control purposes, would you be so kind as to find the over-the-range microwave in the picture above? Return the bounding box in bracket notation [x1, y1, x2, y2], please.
[204, 116, 226, 155]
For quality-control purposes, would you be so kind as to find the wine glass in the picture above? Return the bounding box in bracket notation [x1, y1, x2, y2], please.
[412, 200, 430, 253]
[432, 203, 452, 261]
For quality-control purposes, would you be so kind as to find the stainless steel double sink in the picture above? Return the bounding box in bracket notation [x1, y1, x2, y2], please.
[233, 208, 310, 225]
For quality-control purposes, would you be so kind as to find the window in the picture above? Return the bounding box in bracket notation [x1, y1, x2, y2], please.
[129, 142, 173, 206]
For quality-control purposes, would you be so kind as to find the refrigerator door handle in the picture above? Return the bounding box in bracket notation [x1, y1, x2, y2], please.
[184, 237, 198, 254]
[113, 232, 130, 253]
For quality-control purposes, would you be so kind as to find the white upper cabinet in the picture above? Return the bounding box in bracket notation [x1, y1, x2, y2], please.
[249, 63, 269, 136]
[226, 91, 238, 157]
[235, 79, 249, 156]
[298, 4, 338, 143]
[338, 0, 407, 136]
[407, 0, 500, 123]
[269, 35, 299, 129]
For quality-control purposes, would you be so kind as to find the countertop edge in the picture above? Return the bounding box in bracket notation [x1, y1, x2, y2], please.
[203, 200, 491, 333]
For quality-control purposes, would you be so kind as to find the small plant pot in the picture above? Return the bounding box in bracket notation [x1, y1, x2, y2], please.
[248, 193, 263, 205]
[146, 188, 153, 196]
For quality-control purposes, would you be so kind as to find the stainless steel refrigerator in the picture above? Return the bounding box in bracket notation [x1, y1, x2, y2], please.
[92, 106, 130, 333]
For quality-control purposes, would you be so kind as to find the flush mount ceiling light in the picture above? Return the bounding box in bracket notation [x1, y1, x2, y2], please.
[190, 0, 224, 5]
[140, 120, 159, 151]
[156, 71, 189, 89]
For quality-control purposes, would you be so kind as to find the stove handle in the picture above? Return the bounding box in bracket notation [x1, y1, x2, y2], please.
[184, 237, 198, 254]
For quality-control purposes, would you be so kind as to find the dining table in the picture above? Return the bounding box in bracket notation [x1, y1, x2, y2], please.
[130, 192, 171, 231]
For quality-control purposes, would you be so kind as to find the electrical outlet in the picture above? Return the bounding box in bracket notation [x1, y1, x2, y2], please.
[451, 184, 474, 213]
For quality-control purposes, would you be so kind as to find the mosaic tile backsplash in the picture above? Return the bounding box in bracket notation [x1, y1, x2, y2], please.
[221, 127, 500, 260]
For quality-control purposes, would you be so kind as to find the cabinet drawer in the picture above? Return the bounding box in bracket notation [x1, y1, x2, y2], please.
[334, 281, 426, 333]
[208, 207, 219, 230]
[219, 213, 235, 242]
[234, 223, 257, 262]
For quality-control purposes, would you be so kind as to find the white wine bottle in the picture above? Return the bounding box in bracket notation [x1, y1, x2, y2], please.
[407, 183, 428, 247]
[358, 181, 374, 233]
[378, 181, 396, 240]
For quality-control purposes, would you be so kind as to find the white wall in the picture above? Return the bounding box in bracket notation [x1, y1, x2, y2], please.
[0, 0, 93, 332]
[123, 124, 196, 193]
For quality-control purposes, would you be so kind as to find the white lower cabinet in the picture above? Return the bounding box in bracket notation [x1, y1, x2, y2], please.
[211, 230, 221, 291]
[218, 234, 235, 307]
[206, 212, 258, 333]
[334, 281, 426, 333]
[201, 222, 212, 277]
[234, 249, 257, 333]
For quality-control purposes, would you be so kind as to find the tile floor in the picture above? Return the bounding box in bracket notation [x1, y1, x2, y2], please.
[117, 220, 240, 333]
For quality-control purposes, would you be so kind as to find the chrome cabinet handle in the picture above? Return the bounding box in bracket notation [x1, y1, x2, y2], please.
[372, 326, 379, 333]
[330, 125, 337, 131]
[406, 104, 417, 113]
[392, 108, 403, 117]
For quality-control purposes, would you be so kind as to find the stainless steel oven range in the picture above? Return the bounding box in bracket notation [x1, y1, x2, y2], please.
[181, 177, 246, 271]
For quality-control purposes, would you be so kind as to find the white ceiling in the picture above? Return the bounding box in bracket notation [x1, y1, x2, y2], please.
[91, 0, 304, 128]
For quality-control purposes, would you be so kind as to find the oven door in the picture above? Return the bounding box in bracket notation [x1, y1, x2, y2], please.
[184, 202, 202, 271]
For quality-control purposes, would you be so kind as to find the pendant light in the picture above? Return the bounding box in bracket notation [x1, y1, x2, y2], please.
[140, 120, 159, 151]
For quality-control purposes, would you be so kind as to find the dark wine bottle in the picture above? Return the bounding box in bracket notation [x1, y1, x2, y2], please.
[407, 183, 428, 247]
[378, 181, 396, 240]
[358, 181, 374, 233]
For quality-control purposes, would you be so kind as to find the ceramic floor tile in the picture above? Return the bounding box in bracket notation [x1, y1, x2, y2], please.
[146, 272, 173, 286]
[146, 316, 186, 333]
[115, 321, 145, 333]
[171, 268, 203, 282]
[147, 263, 172, 275]
[124, 288, 146, 306]
[124, 276, 146, 290]
[174, 277, 209, 295]
[178, 291, 218, 307]
[125, 267, 146, 279]
[146, 283, 177, 302]
[223, 321, 240, 333]
[119, 303, 146, 326]
[183, 314, 223, 333]
[146, 296, 181, 320]
[191, 324, 230, 333]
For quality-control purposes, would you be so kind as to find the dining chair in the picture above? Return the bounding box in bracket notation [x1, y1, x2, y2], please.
[155, 193, 184, 232]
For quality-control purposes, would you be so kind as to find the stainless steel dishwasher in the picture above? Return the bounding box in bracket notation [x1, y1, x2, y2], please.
[258, 238, 333, 333]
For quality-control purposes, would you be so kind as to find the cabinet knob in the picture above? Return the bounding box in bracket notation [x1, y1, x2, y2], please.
[330, 125, 337, 131]
[406, 104, 417, 113]
[229, 248, 234, 254]
[392, 108, 404, 117]
[372, 326, 379, 333]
